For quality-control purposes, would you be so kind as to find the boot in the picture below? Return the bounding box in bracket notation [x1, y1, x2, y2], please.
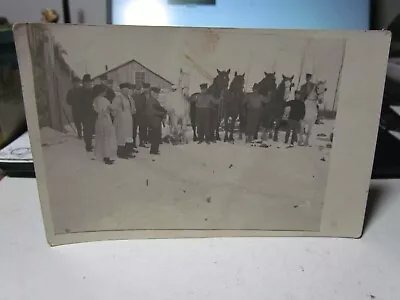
[117, 146, 128, 159]
[124, 144, 135, 158]
[104, 157, 114, 165]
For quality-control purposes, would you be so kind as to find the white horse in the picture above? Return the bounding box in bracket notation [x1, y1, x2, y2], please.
[163, 69, 191, 144]
[300, 80, 327, 146]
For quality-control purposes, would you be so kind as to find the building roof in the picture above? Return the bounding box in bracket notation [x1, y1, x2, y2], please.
[92, 58, 174, 85]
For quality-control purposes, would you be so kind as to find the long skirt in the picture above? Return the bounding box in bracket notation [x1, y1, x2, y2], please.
[94, 114, 117, 161]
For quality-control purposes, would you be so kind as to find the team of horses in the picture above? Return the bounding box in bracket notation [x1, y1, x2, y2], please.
[169, 69, 327, 145]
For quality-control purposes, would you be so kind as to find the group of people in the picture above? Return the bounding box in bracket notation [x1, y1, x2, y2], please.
[66, 74, 167, 165]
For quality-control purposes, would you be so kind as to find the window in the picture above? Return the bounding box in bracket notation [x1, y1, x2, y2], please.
[135, 71, 145, 86]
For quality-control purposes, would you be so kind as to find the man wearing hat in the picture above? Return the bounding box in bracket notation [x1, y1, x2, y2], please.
[135, 82, 150, 147]
[195, 83, 216, 144]
[145, 87, 167, 155]
[111, 82, 136, 158]
[80, 74, 96, 152]
[66, 77, 83, 139]
[300, 73, 315, 101]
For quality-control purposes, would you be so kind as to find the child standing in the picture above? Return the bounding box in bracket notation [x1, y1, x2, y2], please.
[284, 90, 305, 146]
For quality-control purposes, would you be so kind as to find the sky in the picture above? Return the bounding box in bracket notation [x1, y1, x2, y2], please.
[112, 0, 370, 30]
[47, 25, 345, 111]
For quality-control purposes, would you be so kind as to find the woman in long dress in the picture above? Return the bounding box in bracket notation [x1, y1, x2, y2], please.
[92, 84, 117, 165]
[111, 82, 136, 159]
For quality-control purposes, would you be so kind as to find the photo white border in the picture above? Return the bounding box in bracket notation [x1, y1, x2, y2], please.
[13, 24, 391, 246]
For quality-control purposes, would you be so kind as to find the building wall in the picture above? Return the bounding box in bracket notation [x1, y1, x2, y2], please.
[27, 25, 75, 132]
[93, 60, 173, 90]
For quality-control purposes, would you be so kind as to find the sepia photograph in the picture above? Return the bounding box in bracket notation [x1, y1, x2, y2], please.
[13, 24, 390, 243]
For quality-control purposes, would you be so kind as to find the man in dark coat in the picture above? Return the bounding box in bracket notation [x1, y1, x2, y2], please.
[66, 77, 83, 139]
[284, 90, 306, 145]
[195, 83, 216, 144]
[299, 73, 315, 101]
[134, 82, 150, 147]
[146, 87, 167, 155]
[80, 74, 96, 152]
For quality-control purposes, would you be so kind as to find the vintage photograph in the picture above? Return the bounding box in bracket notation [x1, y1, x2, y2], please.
[16, 24, 384, 238]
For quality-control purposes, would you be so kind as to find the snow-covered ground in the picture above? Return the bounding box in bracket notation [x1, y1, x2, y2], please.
[40, 120, 334, 234]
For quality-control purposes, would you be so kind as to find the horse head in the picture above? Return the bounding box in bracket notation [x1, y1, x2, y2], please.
[209, 68, 230, 98]
[315, 80, 327, 104]
[281, 74, 295, 89]
[216, 68, 230, 90]
[178, 68, 190, 98]
[276, 74, 295, 101]
[315, 80, 327, 94]
[257, 71, 277, 97]
[229, 71, 245, 92]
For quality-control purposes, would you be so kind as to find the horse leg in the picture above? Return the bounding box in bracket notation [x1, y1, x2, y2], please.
[305, 120, 314, 146]
[298, 120, 305, 145]
[190, 105, 198, 141]
[192, 124, 198, 141]
[182, 116, 189, 144]
[229, 114, 236, 142]
[253, 121, 259, 140]
[215, 114, 221, 141]
[239, 108, 246, 140]
[223, 113, 229, 142]
[273, 119, 280, 142]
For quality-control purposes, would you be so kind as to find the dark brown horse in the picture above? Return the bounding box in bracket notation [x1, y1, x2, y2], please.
[257, 72, 277, 98]
[266, 74, 295, 141]
[189, 69, 230, 141]
[253, 72, 277, 139]
[223, 71, 245, 142]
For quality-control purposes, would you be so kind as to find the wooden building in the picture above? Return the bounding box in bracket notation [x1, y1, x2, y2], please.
[27, 24, 79, 132]
[92, 59, 173, 90]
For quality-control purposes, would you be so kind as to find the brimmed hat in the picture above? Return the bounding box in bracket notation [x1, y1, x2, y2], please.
[82, 74, 91, 82]
[119, 82, 131, 89]
[150, 87, 161, 93]
[200, 83, 208, 89]
[306, 73, 312, 78]
[142, 83, 150, 88]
